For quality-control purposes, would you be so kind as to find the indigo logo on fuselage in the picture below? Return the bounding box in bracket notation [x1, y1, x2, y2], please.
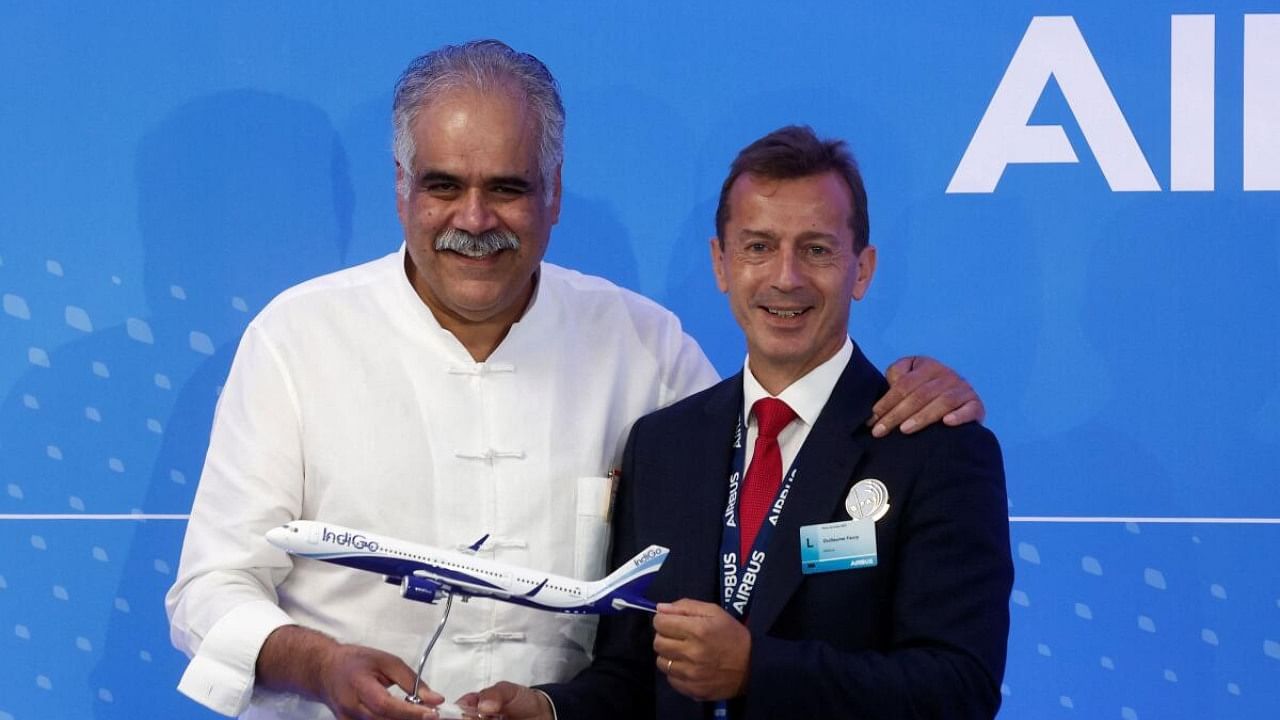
[322, 527, 380, 552]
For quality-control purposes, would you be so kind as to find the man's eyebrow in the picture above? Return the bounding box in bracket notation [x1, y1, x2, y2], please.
[415, 170, 534, 191]
[794, 229, 839, 242]
[736, 228, 841, 243]
[487, 175, 533, 191]
[737, 228, 780, 242]
[416, 169, 462, 185]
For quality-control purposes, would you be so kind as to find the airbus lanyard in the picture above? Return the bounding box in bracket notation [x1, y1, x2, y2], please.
[718, 410, 799, 622]
[714, 410, 799, 720]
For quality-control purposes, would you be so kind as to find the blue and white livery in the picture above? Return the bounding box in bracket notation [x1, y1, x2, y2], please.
[265, 520, 668, 614]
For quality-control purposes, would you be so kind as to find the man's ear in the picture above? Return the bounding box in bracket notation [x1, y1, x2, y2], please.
[851, 244, 877, 301]
[710, 237, 729, 293]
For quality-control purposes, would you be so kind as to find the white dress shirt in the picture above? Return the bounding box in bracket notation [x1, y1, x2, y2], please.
[165, 246, 718, 718]
[740, 338, 854, 475]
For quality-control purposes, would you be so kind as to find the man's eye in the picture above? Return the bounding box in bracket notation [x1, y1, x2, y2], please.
[747, 242, 769, 252]
[424, 182, 458, 194]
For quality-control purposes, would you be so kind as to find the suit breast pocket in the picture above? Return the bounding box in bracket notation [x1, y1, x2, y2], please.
[573, 475, 616, 580]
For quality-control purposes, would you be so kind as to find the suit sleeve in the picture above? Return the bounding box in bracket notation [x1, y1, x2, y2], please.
[537, 415, 658, 720]
[744, 425, 1012, 719]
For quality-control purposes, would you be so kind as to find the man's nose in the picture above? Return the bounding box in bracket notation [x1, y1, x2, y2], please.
[453, 189, 498, 234]
[770, 251, 804, 292]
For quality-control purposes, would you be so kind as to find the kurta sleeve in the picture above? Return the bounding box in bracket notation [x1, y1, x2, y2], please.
[165, 322, 308, 717]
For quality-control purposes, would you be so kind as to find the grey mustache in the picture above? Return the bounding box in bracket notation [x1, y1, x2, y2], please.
[434, 228, 521, 257]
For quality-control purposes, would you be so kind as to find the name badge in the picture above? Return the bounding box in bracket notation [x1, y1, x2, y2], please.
[799, 519, 877, 574]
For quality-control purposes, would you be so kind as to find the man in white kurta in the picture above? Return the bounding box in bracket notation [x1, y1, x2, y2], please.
[167, 246, 717, 717]
[167, 40, 981, 720]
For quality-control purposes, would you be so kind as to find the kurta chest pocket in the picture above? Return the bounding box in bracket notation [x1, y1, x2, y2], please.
[573, 475, 616, 580]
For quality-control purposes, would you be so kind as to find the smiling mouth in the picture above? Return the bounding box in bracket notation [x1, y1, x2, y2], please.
[447, 247, 508, 260]
[764, 307, 808, 319]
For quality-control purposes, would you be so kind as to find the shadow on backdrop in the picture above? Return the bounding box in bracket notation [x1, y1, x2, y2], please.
[73, 89, 353, 720]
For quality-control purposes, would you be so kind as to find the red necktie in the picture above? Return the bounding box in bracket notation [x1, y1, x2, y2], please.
[739, 397, 797, 560]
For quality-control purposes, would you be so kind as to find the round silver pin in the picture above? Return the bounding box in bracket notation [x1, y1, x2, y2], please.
[846, 478, 890, 522]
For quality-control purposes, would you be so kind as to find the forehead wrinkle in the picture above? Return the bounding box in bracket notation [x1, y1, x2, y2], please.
[795, 229, 840, 242]
[737, 227, 780, 242]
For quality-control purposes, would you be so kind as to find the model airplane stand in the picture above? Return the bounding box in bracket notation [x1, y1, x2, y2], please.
[406, 590, 454, 706]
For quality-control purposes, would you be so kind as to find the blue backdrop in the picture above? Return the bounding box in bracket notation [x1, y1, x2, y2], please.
[1, 2, 1277, 718]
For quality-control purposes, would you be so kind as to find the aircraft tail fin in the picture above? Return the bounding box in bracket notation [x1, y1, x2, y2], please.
[588, 545, 669, 610]
[462, 534, 490, 554]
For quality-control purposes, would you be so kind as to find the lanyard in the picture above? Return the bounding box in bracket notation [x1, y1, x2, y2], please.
[713, 409, 800, 718]
[719, 409, 799, 620]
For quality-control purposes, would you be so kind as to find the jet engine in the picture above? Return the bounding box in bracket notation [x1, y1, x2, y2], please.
[400, 575, 445, 604]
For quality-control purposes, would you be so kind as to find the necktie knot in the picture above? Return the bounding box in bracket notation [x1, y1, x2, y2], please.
[752, 397, 796, 440]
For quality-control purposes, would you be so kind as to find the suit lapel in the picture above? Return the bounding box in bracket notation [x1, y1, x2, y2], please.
[678, 374, 744, 604]
[746, 346, 887, 634]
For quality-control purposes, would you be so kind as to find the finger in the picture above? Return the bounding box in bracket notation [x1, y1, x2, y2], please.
[655, 654, 679, 679]
[652, 634, 689, 661]
[943, 398, 986, 426]
[879, 356, 980, 431]
[379, 658, 442, 706]
[670, 598, 719, 614]
[657, 598, 719, 619]
[475, 681, 519, 714]
[899, 385, 979, 435]
[871, 360, 938, 428]
[883, 355, 915, 386]
[871, 379, 937, 437]
[878, 365, 970, 436]
[869, 383, 907, 427]
[653, 612, 696, 641]
[655, 601, 696, 617]
[359, 679, 438, 720]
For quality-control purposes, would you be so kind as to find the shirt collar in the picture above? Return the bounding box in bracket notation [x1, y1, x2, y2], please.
[741, 337, 853, 428]
[396, 242, 546, 346]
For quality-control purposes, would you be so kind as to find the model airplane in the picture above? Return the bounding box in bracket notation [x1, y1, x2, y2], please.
[265, 520, 668, 614]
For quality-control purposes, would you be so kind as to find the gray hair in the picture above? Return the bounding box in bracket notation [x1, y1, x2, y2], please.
[392, 39, 565, 204]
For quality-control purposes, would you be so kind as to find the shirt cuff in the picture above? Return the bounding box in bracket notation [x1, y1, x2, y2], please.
[534, 688, 558, 720]
[176, 599, 294, 717]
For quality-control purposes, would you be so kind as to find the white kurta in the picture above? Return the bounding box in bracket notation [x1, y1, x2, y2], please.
[165, 247, 718, 718]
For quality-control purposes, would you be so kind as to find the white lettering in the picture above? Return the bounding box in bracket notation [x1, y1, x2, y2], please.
[768, 485, 789, 526]
[1245, 14, 1280, 190]
[724, 471, 740, 527]
[732, 550, 767, 610]
[722, 553, 738, 604]
[948, 16, 1159, 193]
[1171, 15, 1215, 191]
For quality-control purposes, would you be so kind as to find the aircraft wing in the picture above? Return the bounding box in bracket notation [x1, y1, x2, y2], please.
[412, 569, 512, 599]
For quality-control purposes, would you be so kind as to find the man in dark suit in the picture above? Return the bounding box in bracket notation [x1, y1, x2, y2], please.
[472, 125, 1013, 719]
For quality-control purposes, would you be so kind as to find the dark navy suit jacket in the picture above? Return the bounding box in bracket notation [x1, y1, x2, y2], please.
[542, 345, 1012, 719]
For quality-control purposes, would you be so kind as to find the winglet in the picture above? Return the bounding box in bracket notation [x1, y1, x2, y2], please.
[524, 578, 549, 597]
[463, 534, 490, 554]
